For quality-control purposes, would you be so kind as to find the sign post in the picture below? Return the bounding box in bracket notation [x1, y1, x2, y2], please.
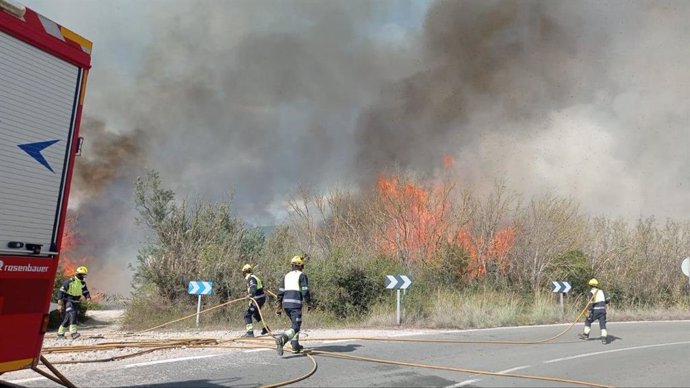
[385, 275, 412, 325]
[196, 295, 202, 327]
[682, 257, 690, 304]
[551, 281, 572, 318]
[188, 281, 213, 327]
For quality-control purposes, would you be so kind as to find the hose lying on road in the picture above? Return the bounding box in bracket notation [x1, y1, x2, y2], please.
[305, 349, 612, 388]
[39, 293, 606, 387]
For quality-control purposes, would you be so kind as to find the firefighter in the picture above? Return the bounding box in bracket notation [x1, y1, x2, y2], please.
[241, 264, 270, 337]
[274, 255, 312, 356]
[579, 278, 611, 344]
[57, 266, 91, 339]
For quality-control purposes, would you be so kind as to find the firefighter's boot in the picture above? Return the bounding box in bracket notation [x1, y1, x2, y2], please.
[601, 329, 608, 344]
[241, 331, 254, 338]
[578, 333, 589, 340]
[68, 325, 80, 339]
[275, 334, 288, 356]
[260, 326, 270, 336]
[291, 341, 304, 354]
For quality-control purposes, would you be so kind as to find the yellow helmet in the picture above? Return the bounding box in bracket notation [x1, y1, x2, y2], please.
[241, 264, 252, 273]
[76, 266, 88, 275]
[290, 255, 304, 266]
[588, 278, 599, 287]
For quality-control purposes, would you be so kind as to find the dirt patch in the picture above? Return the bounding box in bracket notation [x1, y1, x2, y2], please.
[86, 309, 125, 324]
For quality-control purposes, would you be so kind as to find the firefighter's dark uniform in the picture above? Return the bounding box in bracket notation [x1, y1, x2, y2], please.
[243, 272, 268, 336]
[580, 286, 610, 343]
[57, 276, 90, 338]
[275, 266, 310, 355]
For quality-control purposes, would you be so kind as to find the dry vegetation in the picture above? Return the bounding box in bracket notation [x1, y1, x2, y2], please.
[92, 169, 690, 331]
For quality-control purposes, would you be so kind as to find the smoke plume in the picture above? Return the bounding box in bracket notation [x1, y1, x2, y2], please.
[64, 0, 690, 292]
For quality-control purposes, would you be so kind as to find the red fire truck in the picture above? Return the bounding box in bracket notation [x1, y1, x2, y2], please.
[0, 0, 92, 374]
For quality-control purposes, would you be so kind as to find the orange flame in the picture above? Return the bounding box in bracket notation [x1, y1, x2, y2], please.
[375, 175, 451, 264]
[372, 156, 517, 280]
[59, 215, 92, 277]
[457, 226, 515, 279]
[60, 257, 78, 277]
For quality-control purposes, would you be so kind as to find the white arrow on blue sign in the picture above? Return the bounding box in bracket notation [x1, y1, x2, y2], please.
[551, 281, 571, 293]
[188, 281, 213, 295]
[385, 275, 412, 289]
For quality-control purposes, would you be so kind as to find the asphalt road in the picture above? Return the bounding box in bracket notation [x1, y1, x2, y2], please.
[4, 321, 690, 387]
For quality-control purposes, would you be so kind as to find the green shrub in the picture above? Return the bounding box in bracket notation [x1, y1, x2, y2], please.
[548, 250, 593, 295]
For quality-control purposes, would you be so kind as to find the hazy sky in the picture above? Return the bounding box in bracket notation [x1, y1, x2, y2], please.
[19, 0, 690, 293]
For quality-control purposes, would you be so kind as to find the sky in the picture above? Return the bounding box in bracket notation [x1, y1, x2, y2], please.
[18, 0, 690, 294]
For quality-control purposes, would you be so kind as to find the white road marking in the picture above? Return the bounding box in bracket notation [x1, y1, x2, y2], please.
[450, 340, 690, 388]
[121, 354, 222, 369]
[446, 365, 532, 387]
[544, 340, 690, 363]
[323, 339, 349, 344]
[437, 319, 690, 335]
[498, 365, 532, 373]
[6, 377, 48, 384]
[244, 348, 270, 353]
[448, 378, 480, 387]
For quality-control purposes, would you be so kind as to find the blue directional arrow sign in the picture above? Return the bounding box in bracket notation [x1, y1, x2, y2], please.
[551, 281, 571, 293]
[188, 280, 213, 295]
[18, 140, 60, 173]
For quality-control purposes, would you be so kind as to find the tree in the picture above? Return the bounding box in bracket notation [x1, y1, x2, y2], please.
[511, 194, 586, 295]
[455, 180, 516, 283]
[132, 170, 249, 302]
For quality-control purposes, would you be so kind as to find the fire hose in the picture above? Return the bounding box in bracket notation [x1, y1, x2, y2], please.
[37, 294, 608, 388]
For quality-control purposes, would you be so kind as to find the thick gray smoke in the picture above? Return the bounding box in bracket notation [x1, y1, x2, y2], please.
[120, 0, 421, 222]
[46, 0, 690, 292]
[61, 0, 421, 292]
[68, 119, 147, 294]
[356, 0, 690, 218]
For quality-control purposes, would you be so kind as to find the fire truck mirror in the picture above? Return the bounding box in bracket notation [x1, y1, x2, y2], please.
[76, 137, 84, 156]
